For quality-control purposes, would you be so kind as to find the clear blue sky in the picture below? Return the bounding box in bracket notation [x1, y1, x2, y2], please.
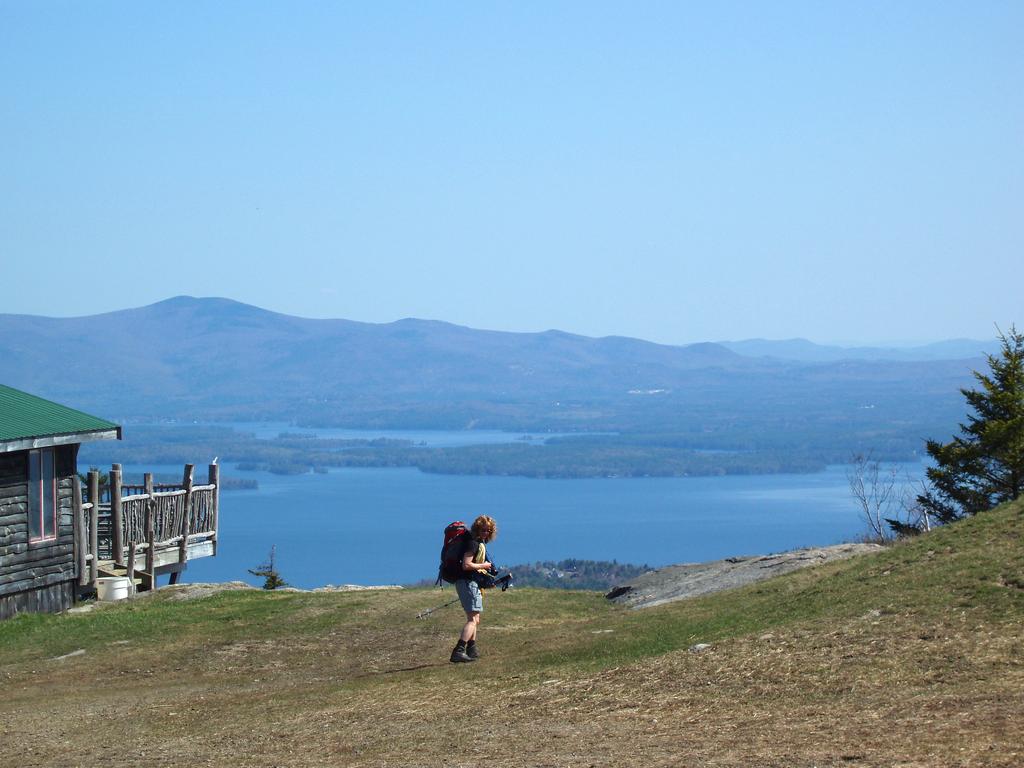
[2, 2, 1021, 345]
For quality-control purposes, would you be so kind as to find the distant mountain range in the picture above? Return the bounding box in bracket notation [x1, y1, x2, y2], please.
[1, 296, 751, 420]
[720, 337, 995, 363]
[0, 297, 983, 443]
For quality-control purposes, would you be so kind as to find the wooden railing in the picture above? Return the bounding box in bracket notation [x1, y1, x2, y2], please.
[76, 463, 220, 591]
[73, 472, 99, 587]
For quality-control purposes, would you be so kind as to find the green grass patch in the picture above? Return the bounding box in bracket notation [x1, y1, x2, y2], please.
[525, 500, 1024, 670]
[2, 500, 1021, 682]
[0, 589, 372, 663]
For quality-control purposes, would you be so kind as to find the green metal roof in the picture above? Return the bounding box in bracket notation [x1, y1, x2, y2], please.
[0, 384, 121, 450]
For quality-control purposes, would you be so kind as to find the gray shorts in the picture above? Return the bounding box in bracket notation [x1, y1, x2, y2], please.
[455, 578, 483, 613]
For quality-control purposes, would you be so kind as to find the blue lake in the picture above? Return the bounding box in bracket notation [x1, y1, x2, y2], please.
[121, 434, 924, 588]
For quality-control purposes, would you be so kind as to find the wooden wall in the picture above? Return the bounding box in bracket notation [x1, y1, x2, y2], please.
[0, 580, 75, 619]
[0, 446, 78, 620]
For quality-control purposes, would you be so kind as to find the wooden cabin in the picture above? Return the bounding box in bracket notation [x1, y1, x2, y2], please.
[0, 384, 121, 618]
[1, 384, 220, 619]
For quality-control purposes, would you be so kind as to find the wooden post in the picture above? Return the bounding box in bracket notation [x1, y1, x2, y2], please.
[88, 471, 100, 585]
[110, 467, 124, 566]
[73, 475, 87, 587]
[179, 464, 194, 565]
[144, 473, 155, 591]
[180, 464, 195, 536]
[126, 541, 136, 587]
[208, 462, 220, 556]
[145, 470, 154, 541]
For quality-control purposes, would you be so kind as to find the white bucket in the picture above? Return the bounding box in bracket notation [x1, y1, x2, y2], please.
[95, 576, 133, 602]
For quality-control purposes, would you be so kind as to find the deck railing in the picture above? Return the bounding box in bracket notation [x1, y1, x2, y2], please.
[76, 463, 220, 590]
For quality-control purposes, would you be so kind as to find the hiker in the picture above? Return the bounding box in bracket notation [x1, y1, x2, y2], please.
[450, 514, 498, 663]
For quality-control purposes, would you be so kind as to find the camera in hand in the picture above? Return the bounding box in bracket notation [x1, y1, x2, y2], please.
[473, 563, 513, 591]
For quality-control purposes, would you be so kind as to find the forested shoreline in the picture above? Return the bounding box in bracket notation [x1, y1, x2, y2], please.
[78, 423, 924, 480]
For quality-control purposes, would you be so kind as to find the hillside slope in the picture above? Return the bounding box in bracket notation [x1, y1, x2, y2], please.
[2, 501, 1022, 767]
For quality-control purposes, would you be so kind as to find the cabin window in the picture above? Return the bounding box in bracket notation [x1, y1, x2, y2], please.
[28, 449, 57, 542]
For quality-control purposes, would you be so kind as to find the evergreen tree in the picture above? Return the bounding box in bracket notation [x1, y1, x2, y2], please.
[249, 545, 288, 590]
[918, 326, 1024, 525]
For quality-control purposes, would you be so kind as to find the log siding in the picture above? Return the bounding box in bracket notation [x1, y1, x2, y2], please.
[0, 445, 78, 616]
[0, 580, 74, 620]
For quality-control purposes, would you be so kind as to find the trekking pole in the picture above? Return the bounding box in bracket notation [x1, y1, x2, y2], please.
[416, 595, 461, 620]
[415, 571, 514, 619]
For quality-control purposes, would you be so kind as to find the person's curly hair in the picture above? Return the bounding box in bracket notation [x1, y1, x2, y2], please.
[471, 515, 498, 542]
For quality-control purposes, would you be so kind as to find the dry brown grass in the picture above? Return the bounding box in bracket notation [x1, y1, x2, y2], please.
[2, 586, 1022, 768]
[3, 503, 1023, 767]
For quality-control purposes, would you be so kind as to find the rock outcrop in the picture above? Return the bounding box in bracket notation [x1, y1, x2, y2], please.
[606, 542, 881, 609]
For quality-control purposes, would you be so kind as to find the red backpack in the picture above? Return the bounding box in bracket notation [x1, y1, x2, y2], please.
[437, 521, 470, 584]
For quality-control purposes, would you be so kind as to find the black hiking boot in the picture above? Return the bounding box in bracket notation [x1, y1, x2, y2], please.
[466, 641, 480, 660]
[450, 642, 474, 663]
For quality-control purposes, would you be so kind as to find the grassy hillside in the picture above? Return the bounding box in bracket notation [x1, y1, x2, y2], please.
[2, 501, 1022, 767]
